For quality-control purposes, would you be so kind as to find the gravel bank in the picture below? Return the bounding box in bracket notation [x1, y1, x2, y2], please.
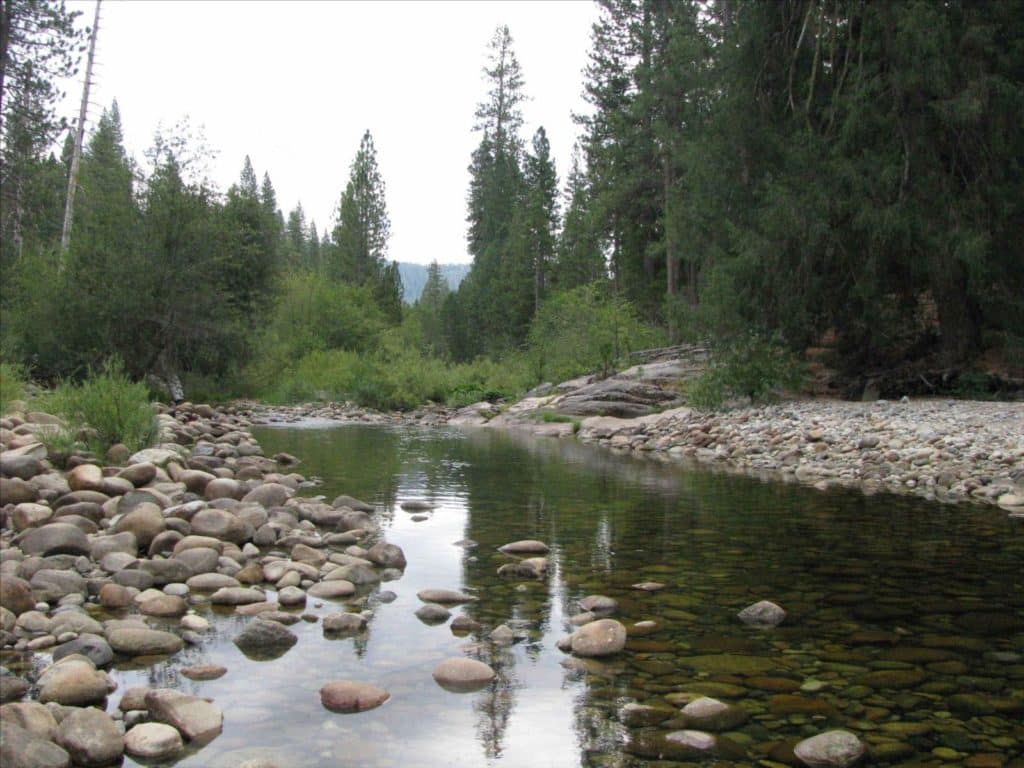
[576, 398, 1024, 510]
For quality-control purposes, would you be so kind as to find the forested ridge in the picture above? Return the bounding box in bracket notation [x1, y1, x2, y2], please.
[2, 0, 1022, 408]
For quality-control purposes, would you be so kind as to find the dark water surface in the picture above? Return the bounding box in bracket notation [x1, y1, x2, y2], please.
[118, 424, 1022, 767]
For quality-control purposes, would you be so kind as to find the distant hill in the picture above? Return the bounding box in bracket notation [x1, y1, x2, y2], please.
[397, 262, 471, 303]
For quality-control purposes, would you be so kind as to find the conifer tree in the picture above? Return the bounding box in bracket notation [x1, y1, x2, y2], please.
[332, 130, 390, 285]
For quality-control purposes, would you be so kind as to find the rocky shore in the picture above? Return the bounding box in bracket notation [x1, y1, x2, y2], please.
[0, 401, 425, 765]
[438, 357, 1024, 513]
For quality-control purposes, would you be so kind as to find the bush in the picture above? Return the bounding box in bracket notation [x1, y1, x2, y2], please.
[34, 361, 159, 456]
[687, 334, 805, 409]
[0, 361, 28, 414]
[527, 285, 665, 383]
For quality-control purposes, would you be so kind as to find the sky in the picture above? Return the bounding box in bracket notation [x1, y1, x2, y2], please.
[63, 0, 599, 265]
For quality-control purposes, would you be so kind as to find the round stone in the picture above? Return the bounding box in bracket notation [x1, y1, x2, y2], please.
[123, 722, 184, 759]
[319, 680, 390, 713]
[570, 618, 627, 657]
[432, 657, 496, 692]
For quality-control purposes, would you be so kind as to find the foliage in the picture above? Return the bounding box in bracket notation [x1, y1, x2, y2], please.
[526, 284, 665, 383]
[0, 361, 28, 414]
[34, 360, 159, 456]
[687, 334, 806, 410]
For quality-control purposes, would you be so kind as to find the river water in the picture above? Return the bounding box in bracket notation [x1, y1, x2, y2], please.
[114, 423, 1023, 767]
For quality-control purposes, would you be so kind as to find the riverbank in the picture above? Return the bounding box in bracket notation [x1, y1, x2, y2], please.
[243, 394, 1024, 512]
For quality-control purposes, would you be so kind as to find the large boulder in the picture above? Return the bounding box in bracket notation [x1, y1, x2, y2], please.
[570, 618, 627, 657]
[51, 633, 114, 668]
[145, 688, 223, 743]
[56, 706, 124, 767]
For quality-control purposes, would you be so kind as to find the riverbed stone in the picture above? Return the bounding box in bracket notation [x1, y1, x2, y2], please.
[233, 618, 297, 658]
[365, 541, 407, 569]
[432, 657, 496, 692]
[679, 696, 750, 731]
[415, 603, 451, 624]
[51, 633, 113, 667]
[113, 503, 165, 550]
[38, 658, 113, 706]
[793, 730, 866, 768]
[0, 575, 35, 615]
[145, 688, 223, 743]
[498, 539, 550, 555]
[320, 680, 390, 712]
[19, 524, 90, 557]
[737, 599, 787, 627]
[571, 618, 627, 657]
[123, 722, 184, 759]
[578, 594, 618, 613]
[417, 588, 477, 604]
[30, 569, 86, 602]
[190, 508, 252, 544]
[307, 580, 356, 599]
[0, 721, 70, 768]
[210, 586, 266, 605]
[56, 706, 123, 767]
[107, 627, 183, 656]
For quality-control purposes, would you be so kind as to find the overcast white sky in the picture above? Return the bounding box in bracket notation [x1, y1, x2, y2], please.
[63, 0, 598, 265]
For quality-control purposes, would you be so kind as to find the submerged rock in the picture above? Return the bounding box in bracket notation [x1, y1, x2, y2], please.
[737, 599, 787, 627]
[432, 658, 496, 692]
[793, 730, 866, 768]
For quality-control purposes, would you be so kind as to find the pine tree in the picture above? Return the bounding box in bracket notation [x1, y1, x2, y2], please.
[332, 130, 391, 285]
[417, 260, 449, 357]
[521, 126, 559, 313]
[555, 144, 604, 288]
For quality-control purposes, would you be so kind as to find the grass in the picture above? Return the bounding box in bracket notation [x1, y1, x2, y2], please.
[0, 361, 28, 415]
[33, 361, 159, 458]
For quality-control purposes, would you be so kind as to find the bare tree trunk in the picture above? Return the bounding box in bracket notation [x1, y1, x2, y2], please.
[60, 0, 101, 259]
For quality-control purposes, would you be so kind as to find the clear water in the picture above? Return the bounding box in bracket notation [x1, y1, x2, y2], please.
[102, 424, 1024, 766]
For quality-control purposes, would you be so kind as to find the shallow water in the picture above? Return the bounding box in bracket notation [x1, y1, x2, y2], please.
[97, 424, 1024, 765]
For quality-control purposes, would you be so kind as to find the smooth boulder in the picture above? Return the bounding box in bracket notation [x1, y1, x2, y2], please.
[319, 680, 390, 712]
[432, 657, 496, 692]
[570, 618, 627, 657]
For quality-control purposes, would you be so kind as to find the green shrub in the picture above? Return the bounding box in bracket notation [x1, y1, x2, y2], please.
[35, 361, 159, 456]
[688, 334, 805, 410]
[528, 285, 665, 383]
[0, 361, 28, 415]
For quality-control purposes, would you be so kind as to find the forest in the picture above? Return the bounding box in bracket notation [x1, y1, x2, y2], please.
[2, 0, 1022, 409]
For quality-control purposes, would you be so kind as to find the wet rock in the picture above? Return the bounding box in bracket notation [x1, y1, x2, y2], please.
[498, 540, 550, 555]
[450, 615, 482, 634]
[632, 581, 666, 591]
[107, 627, 183, 656]
[210, 586, 266, 605]
[56, 706, 123, 767]
[0, 701, 58, 740]
[626, 729, 743, 761]
[306, 580, 355, 599]
[98, 583, 134, 609]
[400, 499, 434, 510]
[857, 668, 926, 689]
[145, 688, 223, 743]
[180, 664, 227, 681]
[365, 541, 407, 569]
[793, 730, 866, 768]
[578, 594, 618, 613]
[320, 680, 390, 712]
[571, 618, 627, 657]
[331, 494, 374, 512]
[51, 634, 113, 668]
[138, 593, 188, 617]
[0, 720, 70, 768]
[323, 612, 367, 633]
[0, 674, 29, 703]
[432, 657, 496, 692]
[681, 654, 777, 675]
[619, 702, 675, 727]
[123, 722, 184, 759]
[415, 603, 451, 624]
[417, 588, 477, 604]
[38, 658, 113, 706]
[233, 618, 297, 658]
[737, 599, 787, 627]
[679, 696, 750, 731]
[190, 508, 252, 544]
[241, 482, 293, 507]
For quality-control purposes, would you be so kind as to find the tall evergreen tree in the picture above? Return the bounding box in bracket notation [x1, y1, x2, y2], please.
[555, 144, 604, 288]
[332, 130, 390, 285]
